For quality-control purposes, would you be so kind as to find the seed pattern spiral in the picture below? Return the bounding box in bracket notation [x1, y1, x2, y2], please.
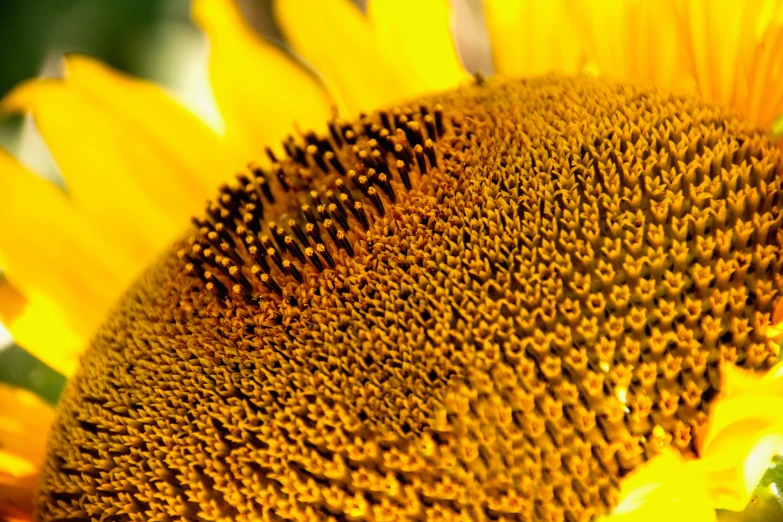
[37, 76, 783, 522]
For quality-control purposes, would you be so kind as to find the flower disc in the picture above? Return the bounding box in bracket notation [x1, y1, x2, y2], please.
[37, 76, 783, 521]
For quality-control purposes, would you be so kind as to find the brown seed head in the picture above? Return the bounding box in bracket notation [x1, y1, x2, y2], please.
[37, 76, 783, 521]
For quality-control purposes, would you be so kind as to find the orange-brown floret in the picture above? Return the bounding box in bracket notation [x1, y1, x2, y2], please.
[37, 76, 783, 521]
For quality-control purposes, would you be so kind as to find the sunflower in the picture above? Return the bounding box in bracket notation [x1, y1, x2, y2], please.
[2, 0, 783, 520]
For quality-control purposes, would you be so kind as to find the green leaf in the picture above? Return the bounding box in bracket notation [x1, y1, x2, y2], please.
[0, 343, 66, 405]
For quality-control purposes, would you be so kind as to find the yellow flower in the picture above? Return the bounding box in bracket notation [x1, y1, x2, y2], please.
[1, 0, 783, 520]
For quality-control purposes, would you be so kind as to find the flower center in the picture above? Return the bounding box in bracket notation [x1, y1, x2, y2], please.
[38, 75, 783, 521]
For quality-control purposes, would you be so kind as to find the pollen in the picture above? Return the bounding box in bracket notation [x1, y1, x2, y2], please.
[37, 76, 783, 521]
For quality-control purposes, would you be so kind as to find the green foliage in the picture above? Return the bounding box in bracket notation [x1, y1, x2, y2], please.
[0, 344, 65, 405]
[717, 458, 783, 521]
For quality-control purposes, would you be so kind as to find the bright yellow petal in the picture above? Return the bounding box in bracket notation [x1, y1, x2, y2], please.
[0, 384, 55, 519]
[598, 449, 716, 522]
[366, 0, 468, 94]
[62, 54, 242, 191]
[697, 361, 783, 511]
[571, 0, 694, 93]
[0, 149, 133, 375]
[1, 79, 180, 260]
[698, 407, 783, 511]
[483, 0, 585, 77]
[274, 0, 404, 115]
[0, 281, 82, 377]
[1, 58, 240, 372]
[193, 0, 334, 159]
[672, 0, 783, 127]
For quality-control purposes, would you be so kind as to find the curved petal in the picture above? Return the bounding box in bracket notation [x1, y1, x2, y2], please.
[698, 361, 783, 511]
[274, 0, 405, 115]
[0, 149, 133, 375]
[672, 0, 783, 127]
[598, 449, 716, 521]
[0, 282, 82, 377]
[1, 79, 181, 260]
[570, 0, 694, 93]
[483, 0, 585, 77]
[366, 0, 469, 94]
[0, 384, 55, 519]
[698, 400, 783, 511]
[193, 0, 334, 159]
[62, 55, 242, 191]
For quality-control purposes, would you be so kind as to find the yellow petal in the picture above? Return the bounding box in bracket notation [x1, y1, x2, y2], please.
[366, 0, 468, 94]
[598, 448, 716, 521]
[193, 0, 334, 159]
[0, 385, 54, 472]
[696, 361, 783, 511]
[571, 0, 693, 93]
[702, 430, 783, 512]
[0, 281, 82, 377]
[0, 149, 133, 375]
[1, 79, 180, 260]
[0, 384, 55, 519]
[483, 0, 585, 77]
[714, 361, 783, 411]
[62, 54, 242, 191]
[274, 0, 403, 115]
[672, 0, 783, 127]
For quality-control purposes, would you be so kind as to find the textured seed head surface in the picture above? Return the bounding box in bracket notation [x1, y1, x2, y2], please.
[38, 76, 783, 522]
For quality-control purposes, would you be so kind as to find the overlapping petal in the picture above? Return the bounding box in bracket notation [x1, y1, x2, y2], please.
[275, 0, 467, 117]
[599, 449, 716, 522]
[193, 0, 335, 160]
[1, 72, 233, 257]
[63, 55, 243, 192]
[366, 0, 469, 94]
[274, 0, 402, 116]
[602, 358, 783, 520]
[483, 0, 585, 77]
[672, 0, 783, 127]
[0, 385, 55, 520]
[0, 150, 133, 375]
[0, 281, 84, 377]
[485, 0, 783, 128]
[571, 0, 693, 93]
[0, 58, 238, 374]
[697, 360, 783, 511]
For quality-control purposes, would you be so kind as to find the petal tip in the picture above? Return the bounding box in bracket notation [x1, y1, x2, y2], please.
[0, 77, 67, 118]
[61, 53, 102, 78]
[0, 80, 41, 116]
[192, 0, 247, 37]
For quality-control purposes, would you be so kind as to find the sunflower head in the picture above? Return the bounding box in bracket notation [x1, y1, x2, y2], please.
[33, 74, 783, 521]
